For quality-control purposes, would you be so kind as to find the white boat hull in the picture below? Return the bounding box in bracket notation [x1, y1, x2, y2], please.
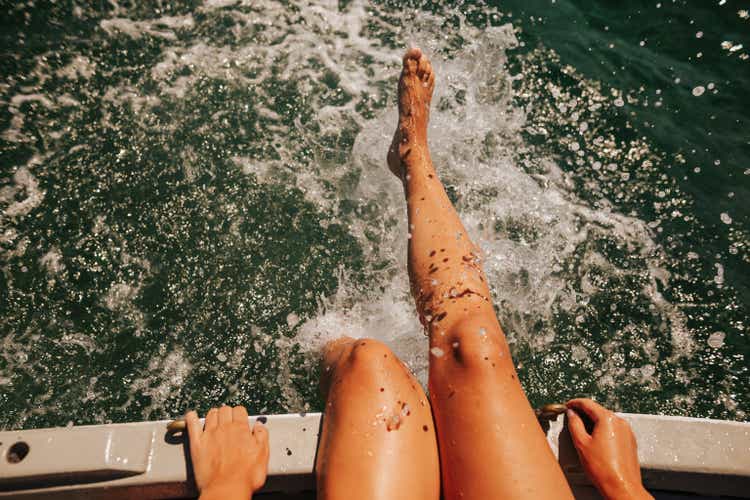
[1, 412, 748, 499]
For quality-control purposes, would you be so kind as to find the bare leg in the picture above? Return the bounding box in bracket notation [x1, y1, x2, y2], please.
[388, 48, 574, 499]
[315, 337, 440, 500]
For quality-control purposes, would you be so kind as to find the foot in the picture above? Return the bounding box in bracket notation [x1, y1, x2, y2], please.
[387, 47, 435, 179]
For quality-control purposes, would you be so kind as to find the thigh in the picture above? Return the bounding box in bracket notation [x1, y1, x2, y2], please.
[428, 311, 573, 499]
[315, 338, 440, 500]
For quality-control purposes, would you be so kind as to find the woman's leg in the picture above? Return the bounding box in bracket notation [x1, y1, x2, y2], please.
[388, 48, 574, 499]
[315, 337, 440, 500]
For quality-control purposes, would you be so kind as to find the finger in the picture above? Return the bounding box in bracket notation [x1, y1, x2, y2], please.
[253, 420, 269, 448]
[567, 398, 609, 423]
[185, 410, 203, 462]
[566, 409, 591, 448]
[218, 404, 233, 425]
[185, 410, 202, 440]
[205, 407, 219, 430]
[232, 405, 249, 424]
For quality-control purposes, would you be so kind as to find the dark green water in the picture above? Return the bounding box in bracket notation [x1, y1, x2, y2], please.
[1, 0, 747, 429]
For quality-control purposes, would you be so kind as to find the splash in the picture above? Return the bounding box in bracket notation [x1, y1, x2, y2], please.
[0, 0, 746, 427]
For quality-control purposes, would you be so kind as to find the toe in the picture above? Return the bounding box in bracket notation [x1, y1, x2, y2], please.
[402, 47, 423, 74]
[418, 57, 432, 82]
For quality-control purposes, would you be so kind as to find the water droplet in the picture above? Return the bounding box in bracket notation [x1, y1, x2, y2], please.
[386, 414, 401, 431]
[430, 346, 445, 357]
[286, 312, 300, 328]
[707, 331, 725, 348]
[400, 403, 411, 417]
[720, 212, 732, 224]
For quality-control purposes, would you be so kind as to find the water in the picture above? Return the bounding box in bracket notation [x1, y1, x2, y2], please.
[0, 0, 747, 429]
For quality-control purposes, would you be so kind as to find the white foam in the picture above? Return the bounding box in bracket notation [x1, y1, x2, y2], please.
[2, 157, 46, 219]
[282, 1, 694, 394]
[100, 15, 194, 41]
[129, 347, 192, 417]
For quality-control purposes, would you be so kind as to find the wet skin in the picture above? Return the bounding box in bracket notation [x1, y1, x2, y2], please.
[318, 48, 574, 500]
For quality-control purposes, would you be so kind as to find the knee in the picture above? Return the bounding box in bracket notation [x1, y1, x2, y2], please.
[344, 338, 397, 372]
[442, 322, 506, 368]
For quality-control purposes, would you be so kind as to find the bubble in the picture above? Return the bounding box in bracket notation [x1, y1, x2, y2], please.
[286, 313, 300, 328]
[696, 31, 704, 38]
[720, 213, 732, 224]
[707, 331, 725, 348]
[692, 86, 705, 97]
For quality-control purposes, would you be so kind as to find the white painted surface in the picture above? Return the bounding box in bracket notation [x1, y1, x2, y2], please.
[1, 412, 748, 498]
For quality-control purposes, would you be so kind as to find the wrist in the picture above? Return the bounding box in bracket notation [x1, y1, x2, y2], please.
[599, 479, 652, 500]
[199, 481, 253, 500]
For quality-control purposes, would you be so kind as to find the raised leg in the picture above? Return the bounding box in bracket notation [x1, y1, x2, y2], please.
[388, 48, 574, 499]
[315, 337, 440, 500]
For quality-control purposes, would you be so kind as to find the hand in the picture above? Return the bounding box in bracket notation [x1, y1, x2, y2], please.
[185, 406, 269, 500]
[566, 399, 652, 500]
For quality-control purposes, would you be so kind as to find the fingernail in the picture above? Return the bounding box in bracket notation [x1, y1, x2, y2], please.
[256, 416, 268, 424]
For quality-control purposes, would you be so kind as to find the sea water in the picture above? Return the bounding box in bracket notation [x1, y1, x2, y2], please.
[0, 0, 747, 429]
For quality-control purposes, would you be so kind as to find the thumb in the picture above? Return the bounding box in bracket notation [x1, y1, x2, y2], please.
[566, 409, 591, 449]
[184, 410, 203, 477]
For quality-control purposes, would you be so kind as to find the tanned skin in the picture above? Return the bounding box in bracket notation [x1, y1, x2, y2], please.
[185, 47, 651, 500]
[385, 47, 575, 500]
